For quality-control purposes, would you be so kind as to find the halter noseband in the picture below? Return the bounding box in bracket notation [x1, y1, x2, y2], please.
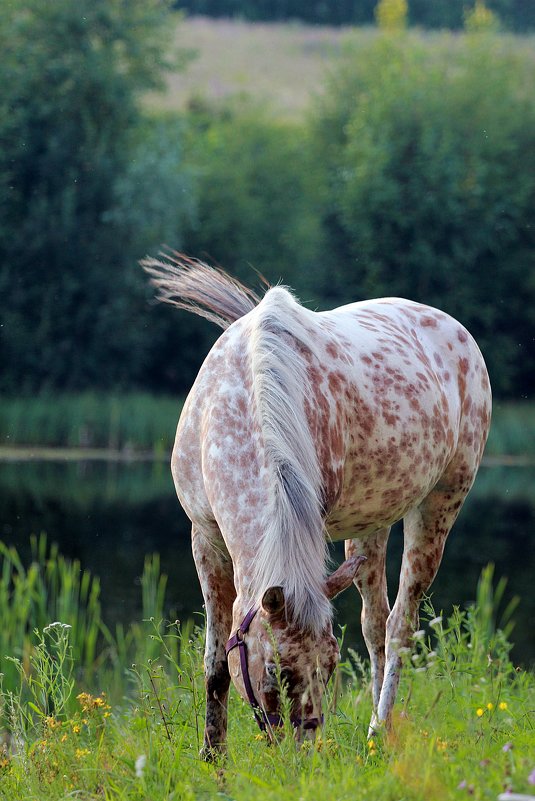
[225, 607, 323, 733]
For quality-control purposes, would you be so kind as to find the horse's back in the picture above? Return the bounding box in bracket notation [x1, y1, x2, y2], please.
[172, 292, 491, 544]
[309, 298, 491, 536]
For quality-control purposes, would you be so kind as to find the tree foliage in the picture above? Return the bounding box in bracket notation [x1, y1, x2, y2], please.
[310, 33, 535, 395]
[0, 0, 193, 392]
[1, 6, 534, 400]
[182, 104, 324, 291]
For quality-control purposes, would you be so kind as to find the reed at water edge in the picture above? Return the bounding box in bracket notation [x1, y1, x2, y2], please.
[0, 394, 183, 455]
[0, 394, 534, 459]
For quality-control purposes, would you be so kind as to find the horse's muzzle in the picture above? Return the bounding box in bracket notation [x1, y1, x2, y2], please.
[225, 607, 324, 736]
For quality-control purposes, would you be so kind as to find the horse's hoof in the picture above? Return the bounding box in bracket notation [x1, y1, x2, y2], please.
[367, 714, 387, 741]
[200, 744, 225, 763]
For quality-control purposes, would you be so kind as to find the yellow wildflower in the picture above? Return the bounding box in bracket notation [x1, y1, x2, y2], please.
[375, 0, 408, 30]
[367, 739, 378, 757]
[487, 703, 494, 711]
[499, 702, 508, 711]
[77, 691, 111, 714]
[75, 748, 90, 759]
[476, 708, 484, 717]
[61, 734, 68, 743]
[71, 724, 81, 734]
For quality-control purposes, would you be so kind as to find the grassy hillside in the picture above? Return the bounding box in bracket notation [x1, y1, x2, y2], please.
[146, 16, 362, 117]
[147, 16, 535, 119]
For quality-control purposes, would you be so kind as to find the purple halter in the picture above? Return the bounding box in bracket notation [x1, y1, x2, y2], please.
[225, 607, 323, 733]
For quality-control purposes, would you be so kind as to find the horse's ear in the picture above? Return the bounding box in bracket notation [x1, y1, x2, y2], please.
[261, 586, 286, 617]
[325, 555, 366, 600]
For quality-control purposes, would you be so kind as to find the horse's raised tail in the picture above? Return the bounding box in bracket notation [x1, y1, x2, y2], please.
[141, 252, 261, 329]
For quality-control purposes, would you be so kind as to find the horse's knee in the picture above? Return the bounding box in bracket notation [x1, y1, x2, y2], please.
[385, 606, 417, 655]
[206, 659, 231, 703]
[361, 606, 387, 650]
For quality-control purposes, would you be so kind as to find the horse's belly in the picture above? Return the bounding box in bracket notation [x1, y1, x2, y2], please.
[325, 405, 455, 540]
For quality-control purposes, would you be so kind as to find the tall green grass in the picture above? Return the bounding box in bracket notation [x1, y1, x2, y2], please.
[0, 393, 183, 453]
[0, 535, 102, 685]
[2, 395, 535, 457]
[0, 545, 533, 800]
[0, 536, 172, 693]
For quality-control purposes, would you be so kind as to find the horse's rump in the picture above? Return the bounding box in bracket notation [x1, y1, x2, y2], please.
[313, 299, 491, 537]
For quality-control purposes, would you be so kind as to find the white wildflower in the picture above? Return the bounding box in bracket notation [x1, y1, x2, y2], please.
[497, 795, 535, 800]
[135, 754, 146, 779]
[43, 622, 72, 633]
[428, 616, 443, 628]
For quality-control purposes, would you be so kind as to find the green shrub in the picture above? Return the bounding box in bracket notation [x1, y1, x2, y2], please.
[0, 1, 193, 394]
[311, 32, 535, 397]
[182, 104, 326, 294]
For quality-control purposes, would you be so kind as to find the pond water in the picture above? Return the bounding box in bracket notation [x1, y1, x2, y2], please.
[1, 458, 533, 666]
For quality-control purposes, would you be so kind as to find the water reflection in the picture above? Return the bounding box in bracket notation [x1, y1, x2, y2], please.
[0, 460, 533, 665]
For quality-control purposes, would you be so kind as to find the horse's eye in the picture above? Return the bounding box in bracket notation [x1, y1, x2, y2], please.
[265, 664, 292, 684]
[266, 663, 277, 678]
[280, 667, 293, 684]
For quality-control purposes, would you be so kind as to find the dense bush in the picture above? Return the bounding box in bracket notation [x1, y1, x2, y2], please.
[0, 0, 193, 392]
[181, 104, 324, 292]
[310, 33, 535, 396]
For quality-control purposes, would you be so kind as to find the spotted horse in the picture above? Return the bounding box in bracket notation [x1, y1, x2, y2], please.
[142, 253, 491, 758]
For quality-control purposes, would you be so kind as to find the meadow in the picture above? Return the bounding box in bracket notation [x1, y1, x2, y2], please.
[148, 17, 535, 119]
[0, 540, 533, 801]
[146, 16, 355, 118]
[1, 15, 534, 799]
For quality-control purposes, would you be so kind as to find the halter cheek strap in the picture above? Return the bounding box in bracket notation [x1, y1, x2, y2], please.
[225, 607, 265, 724]
[225, 607, 323, 733]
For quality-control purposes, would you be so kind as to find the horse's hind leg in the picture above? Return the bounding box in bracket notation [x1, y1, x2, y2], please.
[375, 480, 472, 730]
[192, 522, 236, 759]
[345, 527, 390, 735]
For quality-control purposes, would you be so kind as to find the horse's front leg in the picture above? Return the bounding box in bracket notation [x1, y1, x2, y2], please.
[376, 485, 466, 730]
[345, 528, 390, 737]
[191, 522, 236, 760]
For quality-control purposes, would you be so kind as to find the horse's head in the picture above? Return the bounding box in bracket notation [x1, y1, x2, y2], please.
[226, 555, 365, 739]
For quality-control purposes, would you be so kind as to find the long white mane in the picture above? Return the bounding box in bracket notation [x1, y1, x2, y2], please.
[141, 254, 331, 633]
[248, 288, 330, 633]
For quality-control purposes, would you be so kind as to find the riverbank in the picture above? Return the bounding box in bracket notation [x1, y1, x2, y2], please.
[0, 446, 165, 462]
[1, 446, 533, 467]
[1, 395, 534, 459]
